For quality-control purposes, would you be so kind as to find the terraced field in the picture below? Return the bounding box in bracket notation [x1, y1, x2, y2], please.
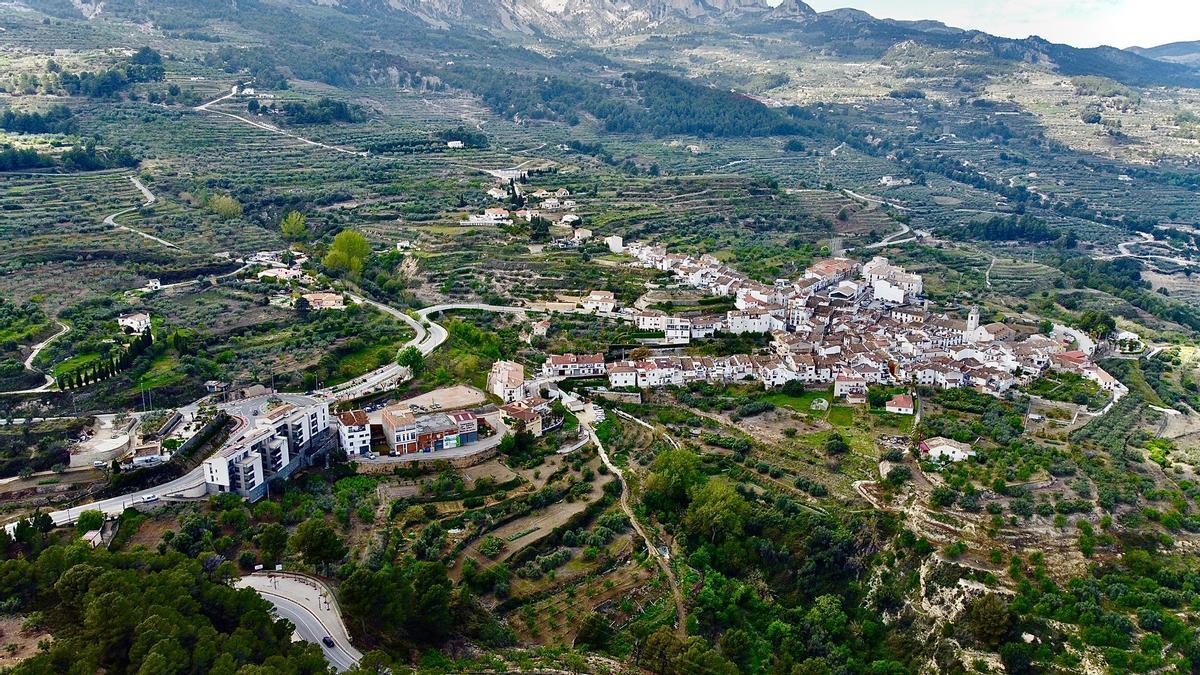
[987, 257, 1065, 296]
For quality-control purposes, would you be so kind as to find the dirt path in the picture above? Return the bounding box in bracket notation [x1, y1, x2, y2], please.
[581, 418, 687, 639]
[196, 87, 366, 157]
[105, 176, 181, 250]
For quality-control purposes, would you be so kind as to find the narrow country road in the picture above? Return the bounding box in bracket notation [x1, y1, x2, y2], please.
[1097, 231, 1197, 268]
[581, 418, 688, 639]
[843, 188, 913, 212]
[195, 87, 366, 157]
[105, 176, 181, 250]
[0, 321, 69, 395]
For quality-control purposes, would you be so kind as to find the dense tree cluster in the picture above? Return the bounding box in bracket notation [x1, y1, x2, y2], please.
[1059, 255, 1200, 331]
[338, 561, 461, 651]
[605, 72, 801, 137]
[439, 66, 800, 138]
[636, 447, 907, 672]
[0, 538, 329, 673]
[0, 105, 76, 134]
[58, 47, 165, 98]
[952, 214, 1074, 246]
[437, 126, 488, 148]
[0, 141, 136, 173]
[280, 97, 365, 125]
[322, 229, 371, 279]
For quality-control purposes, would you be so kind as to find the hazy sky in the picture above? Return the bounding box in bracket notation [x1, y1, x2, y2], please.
[801, 0, 1200, 49]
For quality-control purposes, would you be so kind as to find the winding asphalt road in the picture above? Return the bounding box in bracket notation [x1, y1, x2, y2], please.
[0, 321, 70, 395]
[236, 574, 362, 672]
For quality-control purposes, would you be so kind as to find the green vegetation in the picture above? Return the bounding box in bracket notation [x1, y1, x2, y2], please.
[323, 229, 371, 279]
[0, 105, 76, 134]
[1023, 371, 1108, 410]
[0, 533, 327, 673]
[2, 2, 1200, 673]
[280, 97, 366, 125]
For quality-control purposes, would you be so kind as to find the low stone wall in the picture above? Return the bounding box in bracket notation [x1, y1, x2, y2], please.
[587, 388, 642, 404]
[353, 446, 497, 474]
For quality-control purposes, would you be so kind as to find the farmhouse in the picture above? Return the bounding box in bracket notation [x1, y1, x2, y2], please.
[257, 268, 308, 282]
[487, 360, 526, 403]
[581, 290, 616, 313]
[920, 437, 975, 462]
[117, 313, 151, 334]
[302, 292, 347, 310]
[885, 394, 915, 415]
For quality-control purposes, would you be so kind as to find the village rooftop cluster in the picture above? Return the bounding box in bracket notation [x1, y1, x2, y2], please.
[529, 242, 1128, 405]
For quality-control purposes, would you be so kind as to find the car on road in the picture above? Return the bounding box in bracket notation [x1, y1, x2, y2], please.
[93, 460, 107, 468]
[142, 494, 159, 503]
[321, 636, 336, 648]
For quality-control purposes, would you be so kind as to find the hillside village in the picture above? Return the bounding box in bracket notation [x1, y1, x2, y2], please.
[506, 243, 1128, 410]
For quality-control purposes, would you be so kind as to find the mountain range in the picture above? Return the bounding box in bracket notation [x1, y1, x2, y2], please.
[1130, 40, 1200, 67]
[319, 0, 1200, 87]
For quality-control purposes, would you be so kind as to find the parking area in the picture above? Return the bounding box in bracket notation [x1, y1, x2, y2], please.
[399, 385, 486, 411]
[364, 385, 487, 417]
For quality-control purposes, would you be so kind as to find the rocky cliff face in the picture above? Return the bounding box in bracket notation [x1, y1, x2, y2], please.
[372, 0, 814, 37]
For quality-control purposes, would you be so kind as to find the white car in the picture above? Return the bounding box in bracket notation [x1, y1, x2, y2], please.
[142, 494, 159, 503]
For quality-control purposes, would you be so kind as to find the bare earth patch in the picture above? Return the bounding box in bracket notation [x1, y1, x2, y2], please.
[0, 616, 52, 669]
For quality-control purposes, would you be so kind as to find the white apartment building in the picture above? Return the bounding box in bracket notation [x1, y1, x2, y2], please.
[203, 399, 330, 501]
[337, 410, 372, 457]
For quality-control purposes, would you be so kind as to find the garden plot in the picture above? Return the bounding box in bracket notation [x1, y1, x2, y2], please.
[472, 459, 607, 563]
[461, 459, 519, 487]
[508, 555, 663, 647]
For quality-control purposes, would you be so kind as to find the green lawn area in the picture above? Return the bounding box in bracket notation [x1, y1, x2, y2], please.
[137, 354, 187, 389]
[0, 318, 51, 348]
[326, 340, 403, 385]
[763, 390, 831, 417]
[827, 405, 855, 427]
[869, 409, 915, 433]
[51, 351, 102, 377]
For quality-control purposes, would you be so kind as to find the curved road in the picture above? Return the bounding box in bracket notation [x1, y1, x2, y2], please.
[0, 321, 69, 395]
[1097, 231, 1197, 268]
[235, 573, 362, 672]
[106, 176, 180, 250]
